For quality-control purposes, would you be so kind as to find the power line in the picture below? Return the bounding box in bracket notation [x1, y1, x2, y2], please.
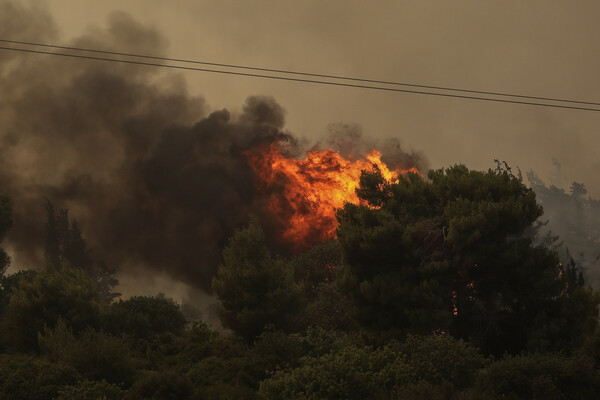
[1, 44, 600, 113]
[2, 38, 599, 108]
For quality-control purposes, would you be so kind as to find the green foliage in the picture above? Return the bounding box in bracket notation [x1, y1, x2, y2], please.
[527, 170, 600, 288]
[259, 342, 414, 400]
[186, 355, 263, 398]
[38, 319, 137, 386]
[45, 200, 91, 272]
[176, 327, 304, 398]
[0, 269, 37, 327]
[293, 326, 361, 358]
[336, 165, 600, 355]
[0, 353, 81, 400]
[175, 326, 262, 396]
[56, 379, 125, 400]
[528, 286, 600, 353]
[288, 241, 357, 331]
[179, 327, 297, 397]
[1, 269, 37, 290]
[249, 328, 306, 372]
[213, 219, 302, 342]
[156, 321, 215, 371]
[288, 240, 343, 293]
[1, 267, 102, 352]
[394, 381, 454, 400]
[194, 381, 260, 400]
[1, 165, 599, 399]
[102, 294, 187, 341]
[473, 353, 600, 399]
[44, 200, 119, 301]
[302, 282, 357, 331]
[254, 331, 483, 399]
[336, 181, 452, 338]
[356, 165, 392, 208]
[397, 334, 487, 390]
[125, 370, 194, 400]
[575, 328, 600, 369]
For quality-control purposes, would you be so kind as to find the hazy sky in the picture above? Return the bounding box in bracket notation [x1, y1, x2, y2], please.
[43, 0, 600, 195]
[2, 1, 600, 305]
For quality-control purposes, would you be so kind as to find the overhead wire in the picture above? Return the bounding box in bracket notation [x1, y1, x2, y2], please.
[1, 41, 600, 113]
[2, 38, 599, 108]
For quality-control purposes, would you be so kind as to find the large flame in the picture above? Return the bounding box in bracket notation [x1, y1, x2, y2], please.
[245, 142, 418, 249]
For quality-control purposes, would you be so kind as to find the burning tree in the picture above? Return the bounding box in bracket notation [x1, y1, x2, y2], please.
[336, 165, 599, 355]
[245, 141, 419, 251]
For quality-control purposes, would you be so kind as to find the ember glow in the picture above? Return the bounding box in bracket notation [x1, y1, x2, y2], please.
[245, 142, 419, 249]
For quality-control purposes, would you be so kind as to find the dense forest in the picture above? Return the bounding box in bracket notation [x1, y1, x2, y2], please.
[526, 168, 600, 289]
[1, 165, 599, 400]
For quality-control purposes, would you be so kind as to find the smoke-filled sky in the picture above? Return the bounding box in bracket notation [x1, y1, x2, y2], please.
[40, 0, 600, 190]
[1, 0, 600, 303]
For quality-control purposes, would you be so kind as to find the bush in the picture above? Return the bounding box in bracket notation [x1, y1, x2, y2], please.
[394, 381, 454, 400]
[187, 355, 260, 393]
[259, 344, 414, 400]
[303, 283, 357, 331]
[294, 326, 361, 358]
[56, 379, 125, 400]
[102, 295, 186, 341]
[125, 370, 194, 400]
[213, 220, 302, 342]
[38, 320, 137, 386]
[249, 329, 306, 372]
[473, 353, 600, 399]
[0, 354, 81, 400]
[398, 334, 487, 389]
[1, 267, 101, 352]
[165, 321, 214, 370]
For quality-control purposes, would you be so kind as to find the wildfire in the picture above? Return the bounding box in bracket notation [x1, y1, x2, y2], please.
[245, 142, 419, 249]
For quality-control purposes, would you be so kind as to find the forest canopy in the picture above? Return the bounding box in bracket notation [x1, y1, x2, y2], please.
[0, 165, 599, 399]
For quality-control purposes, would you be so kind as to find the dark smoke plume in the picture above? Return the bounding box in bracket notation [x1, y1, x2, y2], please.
[0, 2, 425, 293]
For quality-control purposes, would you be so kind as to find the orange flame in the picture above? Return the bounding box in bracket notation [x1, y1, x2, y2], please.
[245, 142, 418, 249]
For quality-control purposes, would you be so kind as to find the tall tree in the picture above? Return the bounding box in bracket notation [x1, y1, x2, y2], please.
[526, 170, 600, 288]
[336, 165, 599, 354]
[44, 200, 118, 301]
[213, 219, 301, 342]
[1, 267, 102, 352]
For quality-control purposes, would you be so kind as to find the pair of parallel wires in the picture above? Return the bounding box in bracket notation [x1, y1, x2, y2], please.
[0, 38, 599, 113]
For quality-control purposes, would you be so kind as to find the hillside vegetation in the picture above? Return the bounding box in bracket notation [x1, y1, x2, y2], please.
[0, 166, 599, 399]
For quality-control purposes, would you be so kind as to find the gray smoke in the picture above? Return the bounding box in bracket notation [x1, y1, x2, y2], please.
[0, 2, 425, 293]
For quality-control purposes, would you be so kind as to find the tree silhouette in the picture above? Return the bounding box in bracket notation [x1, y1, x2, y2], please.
[337, 165, 599, 354]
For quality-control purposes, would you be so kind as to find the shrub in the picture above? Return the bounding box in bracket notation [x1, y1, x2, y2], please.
[259, 344, 414, 400]
[38, 320, 137, 386]
[1, 267, 101, 352]
[0, 354, 81, 400]
[56, 379, 125, 400]
[398, 334, 486, 389]
[102, 295, 186, 341]
[125, 370, 194, 400]
[473, 353, 600, 399]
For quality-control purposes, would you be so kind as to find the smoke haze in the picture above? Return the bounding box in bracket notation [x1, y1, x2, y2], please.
[0, 2, 424, 294]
